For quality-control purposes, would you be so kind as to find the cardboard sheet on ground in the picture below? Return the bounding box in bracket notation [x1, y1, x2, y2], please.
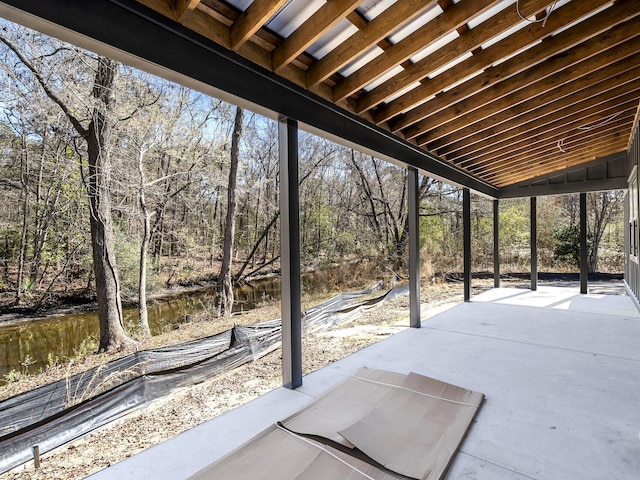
[280, 368, 406, 446]
[339, 372, 484, 479]
[187, 424, 401, 479]
[281, 368, 484, 480]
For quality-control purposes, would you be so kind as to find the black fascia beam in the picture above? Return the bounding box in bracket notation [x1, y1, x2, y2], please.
[0, 0, 499, 198]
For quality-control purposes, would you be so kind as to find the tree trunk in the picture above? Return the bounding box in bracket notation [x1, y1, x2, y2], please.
[137, 147, 152, 337]
[216, 106, 244, 316]
[16, 136, 29, 303]
[0, 35, 134, 351]
[86, 57, 133, 352]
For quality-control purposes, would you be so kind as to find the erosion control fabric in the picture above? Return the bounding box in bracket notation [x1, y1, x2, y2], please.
[189, 368, 484, 480]
[0, 282, 408, 474]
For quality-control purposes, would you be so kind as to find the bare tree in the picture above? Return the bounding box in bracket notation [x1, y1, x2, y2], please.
[589, 191, 624, 272]
[216, 106, 244, 316]
[0, 32, 134, 351]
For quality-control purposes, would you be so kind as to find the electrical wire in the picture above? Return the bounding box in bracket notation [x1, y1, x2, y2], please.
[557, 112, 622, 153]
[516, 0, 558, 28]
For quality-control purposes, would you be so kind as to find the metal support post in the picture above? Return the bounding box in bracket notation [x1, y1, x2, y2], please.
[463, 188, 471, 302]
[530, 197, 537, 291]
[279, 116, 302, 389]
[408, 167, 421, 328]
[493, 199, 500, 288]
[580, 192, 588, 294]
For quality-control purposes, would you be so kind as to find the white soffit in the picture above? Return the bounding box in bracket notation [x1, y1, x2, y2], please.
[428, 51, 473, 79]
[339, 45, 384, 77]
[357, 0, 396, 21]
[224, 0, 253, 12]
[266, 0, 325, 38]
[468, 0, 515, 29]
[481, 19, 528, 49]
[491, 38, 542, 67]
[388, 3, 444, 44]
[307, 18, 358, 60]
[363, 64, 405, 91]
[410, 30, 459, 63]
[551, 1, 614, 37]
[383, 81, 422, 104]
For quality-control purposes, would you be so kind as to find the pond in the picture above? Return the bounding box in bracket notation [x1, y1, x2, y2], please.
[0, 265, 370, 381]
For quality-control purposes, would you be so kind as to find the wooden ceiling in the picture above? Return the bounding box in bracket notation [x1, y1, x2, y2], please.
[135, 0, 640, 188]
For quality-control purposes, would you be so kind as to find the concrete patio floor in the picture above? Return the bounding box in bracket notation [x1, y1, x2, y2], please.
[88, 285, 640, 480]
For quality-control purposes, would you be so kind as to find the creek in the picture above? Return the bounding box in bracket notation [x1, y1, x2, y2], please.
[0, 266, 364, 380]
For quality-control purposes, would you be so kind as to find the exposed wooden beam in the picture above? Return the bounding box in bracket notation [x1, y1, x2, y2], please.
[129, 0, 640, 190]
[480, 117, 631, 181]
[480, 117, 633, 174]
[411, 26, 640, 145]
[230, 0, 288, 52]
[451, 81, 640, 164]
[332, 0, 500, 102]
[356, 1, 523, 114]
[460, 97, 640, 170]
[429, 52, 640, 154]
[380, 0, 613, 130]
[397, 0, 639, 138]
[480, 120, 634, 183]
[177, 5, 231, 49]
[173, 0, 201, 21]
[272, 0, 361, 73]
[492, 138, 630, 187]
[305, 0, 436, 87]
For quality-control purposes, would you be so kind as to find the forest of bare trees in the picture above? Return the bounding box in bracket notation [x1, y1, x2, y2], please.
[0, 22, 625, 347]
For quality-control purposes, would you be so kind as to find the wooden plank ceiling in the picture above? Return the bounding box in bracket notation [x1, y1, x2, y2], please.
[137, 0, 640, 188]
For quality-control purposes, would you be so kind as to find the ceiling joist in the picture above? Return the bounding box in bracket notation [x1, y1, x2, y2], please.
[89, 0, 640, 189]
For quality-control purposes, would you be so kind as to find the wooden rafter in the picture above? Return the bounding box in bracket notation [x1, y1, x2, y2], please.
[173, 0, 201, 21]
[411, 23, 640, 145]
[331, 0, 501, 102]
[461, 98, 640, 171]
[517, 0, 558, 18]
[393, 0, 635, 137]
[376, 0, 612, 128]
[431, 52, 640, 154]
[478, 118, 634, 180]
[272, 0, 361, 73]
[305, 0, 436, 87]
[452, 82, 640, 164]
[131, 0, 640, 189]
[356, 2, 522, 115]
[230, 0, 288, 52]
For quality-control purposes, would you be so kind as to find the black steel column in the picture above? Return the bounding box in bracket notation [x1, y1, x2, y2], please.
[279, 116, 302, 389]
[463, 188, 471, 302]
[580, 192, 588, 294]
[408, 167, 421, 328]
[530, 197, 537, 291]
[493, 199, 500, 288]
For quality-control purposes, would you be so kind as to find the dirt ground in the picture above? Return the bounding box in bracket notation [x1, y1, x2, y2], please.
[2, 282, 469, 480]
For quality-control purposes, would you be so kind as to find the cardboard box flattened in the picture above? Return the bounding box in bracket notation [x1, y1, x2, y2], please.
[190, 368, 483, 480]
